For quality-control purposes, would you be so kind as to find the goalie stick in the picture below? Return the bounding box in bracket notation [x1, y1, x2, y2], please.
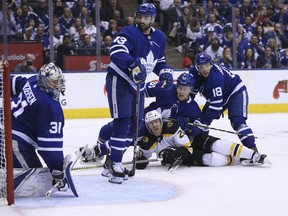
[46, 145, 88, 197]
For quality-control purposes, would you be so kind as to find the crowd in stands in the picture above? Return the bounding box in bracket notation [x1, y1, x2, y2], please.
[0, 0, 133, 70]
[1, 0, 288, 70]
[154, 0, 288, 69]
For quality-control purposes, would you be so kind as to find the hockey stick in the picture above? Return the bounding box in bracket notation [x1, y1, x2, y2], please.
[164, 117, 258, 139]
[72, 158, 162, 170]
[46, 147, 88, 197]
[130, 83, 141, 177]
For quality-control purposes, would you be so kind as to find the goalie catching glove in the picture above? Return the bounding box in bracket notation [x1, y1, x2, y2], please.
[129, 57, 147, 84]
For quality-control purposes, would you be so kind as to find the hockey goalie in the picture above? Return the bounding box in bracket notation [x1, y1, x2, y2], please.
[273, 80, 288, 99]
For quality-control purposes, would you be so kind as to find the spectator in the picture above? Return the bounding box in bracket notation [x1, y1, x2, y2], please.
[204, 35, 224, 64]
[196, 6, 207, 26]
[256, 46, 277, 68]
[0, 4, 16, 39]
[84, 17, 96, 41]
[218, 46, 233, 69]
[266, 23, 288, 49]
[279, 48, 288, 67]
[56, 34, 75, 70]
[71, 0, 85, 18]
[14, 53, 37, 72]
[13, 6, 25, 33]
[34, 0, 48, 22]
[101, 34, 112, 55]
[34, 25, 49, 49]
[90, 0, 110, 22]
[239, 0, 253, 18]
[166, 0, 183, 37]
[242, 34, 265, 60]
[69, 17, 83, 42]
[75, 33, 96, 55]
[52, 25, 63, 49]
[240, 47, 257, 69]
[79, 6, 90, 27]
[59, 7, 75, 31]
[103, 0, 125, 22]
[54, 0, 65, 18]
[21, 4, 42, 29]
[242, 15, 255, 41]
[124, 16, 134, 26]
[103, 19, 118, 39]
[203, 13, 223, 39]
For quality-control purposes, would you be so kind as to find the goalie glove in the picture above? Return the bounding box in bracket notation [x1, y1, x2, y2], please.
[129, 57, 147, 84]
[273, 80, 288, 99]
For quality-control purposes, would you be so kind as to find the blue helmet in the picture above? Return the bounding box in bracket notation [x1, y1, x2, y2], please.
[195, 52, 212, 65]
[136, 3, 157, 17]
[177, 72, 195, 88]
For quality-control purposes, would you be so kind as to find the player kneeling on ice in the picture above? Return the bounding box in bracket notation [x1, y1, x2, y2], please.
[136, 110, 270, 170]
[9, 63, 77, 197]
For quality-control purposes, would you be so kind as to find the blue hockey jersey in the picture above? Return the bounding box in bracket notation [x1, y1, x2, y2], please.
[145, 82, 202, 122]
[10, 75, 64, 171]
[189, 64, 246, 125]
[108, 25, 172, 93]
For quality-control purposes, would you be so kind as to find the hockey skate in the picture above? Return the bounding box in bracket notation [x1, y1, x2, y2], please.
[241, 152, 272, 166]
[78, 144, 103, 163]
[101, 154, 111, 177]
[109, 162, 126, 184]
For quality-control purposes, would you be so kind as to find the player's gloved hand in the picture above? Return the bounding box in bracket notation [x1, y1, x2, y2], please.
[129, 58, 147, 84]
[189, 119, 209, 136]
[159, 147, 181, 166]
[177, 116, 190, 131]
[136, 150, 149, 170]
[159, 69, 173, 89]
[51, 170, 69, 192]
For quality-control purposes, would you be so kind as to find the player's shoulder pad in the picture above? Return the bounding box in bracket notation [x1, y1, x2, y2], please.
[162, 121, 179, 134]
[138, 134, 158, 151]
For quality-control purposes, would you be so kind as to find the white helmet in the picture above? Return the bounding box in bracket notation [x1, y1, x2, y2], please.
[145, 110, 163, 133]
[37, 63, 65, 101]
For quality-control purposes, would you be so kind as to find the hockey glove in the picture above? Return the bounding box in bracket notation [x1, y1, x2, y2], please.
[159, 147, 182, 166]
[136, 150, 149, 169]
[51, 170, 69, 192]
[159, 69, 173, 89]
[189, 119, 209, 137]
[129, 58, 147, 84]
[177, 116, 190, 131]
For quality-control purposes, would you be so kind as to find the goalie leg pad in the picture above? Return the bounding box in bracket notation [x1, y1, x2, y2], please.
[14, 168, 53, 197]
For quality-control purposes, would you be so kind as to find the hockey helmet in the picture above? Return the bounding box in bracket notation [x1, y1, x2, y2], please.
[145, 110, 163, 133]
[195, 52, 212, 65]
[177, 72, 195, 88]
[136, 3, 157, 17]
[37, 62, 65, 101]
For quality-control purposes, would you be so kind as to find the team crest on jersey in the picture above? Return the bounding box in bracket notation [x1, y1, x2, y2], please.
[143, 136, 149, 143]
[167, 121, 174, 128]
[141, 51, 157, 75]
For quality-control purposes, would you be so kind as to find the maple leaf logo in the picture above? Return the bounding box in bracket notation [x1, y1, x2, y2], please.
[140, 51, 157, 76]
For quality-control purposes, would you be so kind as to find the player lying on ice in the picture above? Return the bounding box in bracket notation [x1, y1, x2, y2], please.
[9, 63, 77, 197]
[135, 110, 270, 170]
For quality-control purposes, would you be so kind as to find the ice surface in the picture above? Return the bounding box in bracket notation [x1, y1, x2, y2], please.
[1, 113, 288, 216]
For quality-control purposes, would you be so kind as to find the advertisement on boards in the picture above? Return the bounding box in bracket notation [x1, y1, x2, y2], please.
[64, 55, 110, 71]
[0, 42, 44, 70]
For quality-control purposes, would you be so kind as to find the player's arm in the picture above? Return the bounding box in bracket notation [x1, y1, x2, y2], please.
[10, 75, 29, 96]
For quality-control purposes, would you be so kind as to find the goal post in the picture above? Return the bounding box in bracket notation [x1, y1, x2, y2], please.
[0, 60, 14, 205]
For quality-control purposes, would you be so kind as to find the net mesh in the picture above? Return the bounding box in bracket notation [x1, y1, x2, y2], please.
[0, 60, 7, 201]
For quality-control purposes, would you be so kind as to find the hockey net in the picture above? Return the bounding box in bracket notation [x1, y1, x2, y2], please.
[0, 61, 14, 205]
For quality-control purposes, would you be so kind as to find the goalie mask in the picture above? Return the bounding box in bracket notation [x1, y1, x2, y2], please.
[145, 110, 163, 136]
[37, 63, 65, 101]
